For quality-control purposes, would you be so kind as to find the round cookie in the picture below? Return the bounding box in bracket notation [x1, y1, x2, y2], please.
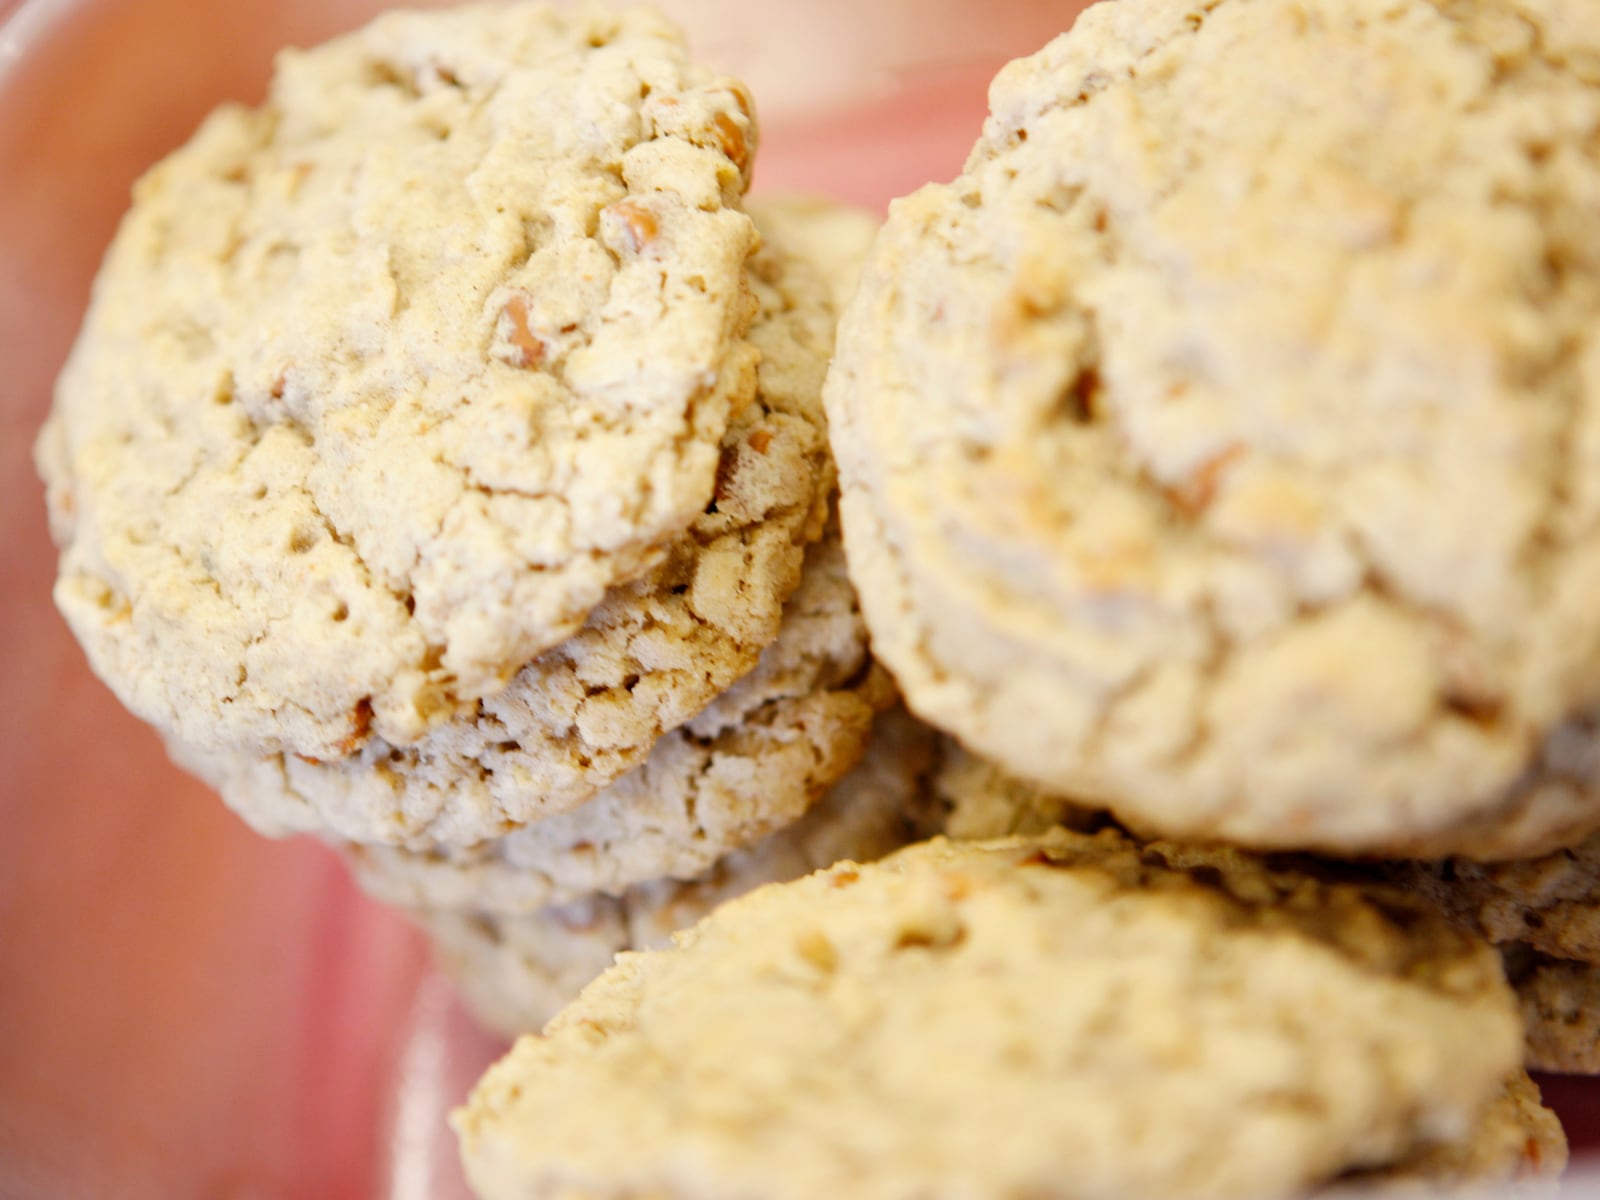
[175, 213, 841, 846]
[455, 829, 1522, 1200]
[1339, 1071, 1566, 1194]
[424, 708, 940, 1037]
[825, 0, 1600, 857]
[37, 3, 760, 761]
[343, 535, 897, 910]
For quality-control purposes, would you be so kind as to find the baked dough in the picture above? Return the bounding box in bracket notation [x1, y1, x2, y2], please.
[457, 828, 1522, 1200]
[826, 0, 1600, 857]
[38, 3, 760, 760]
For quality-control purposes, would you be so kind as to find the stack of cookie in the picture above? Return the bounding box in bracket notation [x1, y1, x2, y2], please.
[33, 1, 927, 1034]
[456, 0, 1597, 1195]
[451, 734, 1575, 1198]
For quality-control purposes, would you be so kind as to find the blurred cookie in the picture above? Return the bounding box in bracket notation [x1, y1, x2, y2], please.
[825, 0, 1600, 858]
[940, 743, 1600, 1081]
[425, 708, 940, 1037]
[342, 536, 896, 909]
[179, 215, 839, 845]
[456, 828, 1521, 1200]
[38, 3, 760, 761]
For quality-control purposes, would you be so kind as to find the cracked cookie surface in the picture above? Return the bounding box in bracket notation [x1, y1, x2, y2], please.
[422, 708, 940, 1037]
[825, 0, 1600, 857]
[339, 535, 897, 908]
[177, 210, 840, 845]
[456, 827, 1521, 1200]
[37, 3, 760, 761]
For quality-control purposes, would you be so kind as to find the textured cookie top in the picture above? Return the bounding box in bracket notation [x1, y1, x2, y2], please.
[456, 828, 1521, 1200]
[37, 3, 759, 759]
[422, 708, 939, 1038]
[179, 212, 839, 845]
[826, 0, 1600, 856]
[342, 535, 896, 909]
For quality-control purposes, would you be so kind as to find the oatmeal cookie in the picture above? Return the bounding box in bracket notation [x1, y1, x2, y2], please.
[826, 0, 1600, 857]
[1339, 1070, 1565, 1193]
[38, 3, 760, 760]
[456, 828, 1522, 1200]
[746, 194, 880, 314]
[1402, 832, 1600, 964]
[1504, 949, 1600, 1074]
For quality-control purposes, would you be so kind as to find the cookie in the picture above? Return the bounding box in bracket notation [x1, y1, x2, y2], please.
[1503, 949, 1600, 1075]
[37, 3, 760, 761]
[343, 535, 896, 910]
[424, 708, 940, 1037]
[455, 829, 1521, 1200]
[1339, 1071, 1566, 1194]
[824, 0, 1600, 858]
[175, 212, 841, 846]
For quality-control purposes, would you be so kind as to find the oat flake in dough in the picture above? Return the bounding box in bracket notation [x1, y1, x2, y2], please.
[825, 0, 1600, 857]
[36, 3, 760, 760]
